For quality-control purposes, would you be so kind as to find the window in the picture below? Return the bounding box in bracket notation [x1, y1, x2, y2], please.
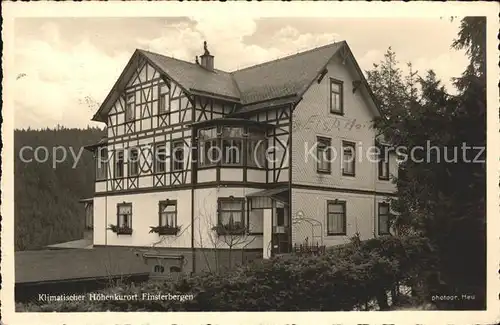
[342, 141, 356, 176]
[196, 126, 267, 169]
[198, 128, 218, 167]
[128, 148, 139, 176]
[158, 83, 170, 115]
[84, 202, 93, 230]
[117, 203, 132, 229]
[326, 200, 346, 235]
[125, 93, 135, 121]
[317, 137, 332, 174]
[222, 127, 243, 166]
[378, 146, 390, 180]
[155, 144, 166, 173]
[159, 200, 177, 227]
[247, 129, 267, 168]
[330, 78, 343, 114]
[378, 203, 391, 235]
[218, 198, 245, 228]
[172, 141, 184, 171]
[96, 147, 108, 180]
[115, 150, 124, 178]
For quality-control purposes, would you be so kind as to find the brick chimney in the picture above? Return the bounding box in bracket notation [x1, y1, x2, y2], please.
[200, 41, 214, 71]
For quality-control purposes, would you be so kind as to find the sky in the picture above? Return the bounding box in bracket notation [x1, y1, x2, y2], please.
[13, 17, 469, 130]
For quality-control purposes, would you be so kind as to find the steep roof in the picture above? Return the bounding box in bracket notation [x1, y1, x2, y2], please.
[231, 42, 344, 104]
[93, 41, 377, 121]
[141, 42, 343, 105]
[139, 50, 240, 100]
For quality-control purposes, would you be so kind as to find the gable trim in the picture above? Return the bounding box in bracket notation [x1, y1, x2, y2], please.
[92, 50, 193, 123]
[92, 50, 142, 122]
[294, 42, 382, 117]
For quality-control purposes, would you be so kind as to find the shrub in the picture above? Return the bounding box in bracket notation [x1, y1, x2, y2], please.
[17, 235, 436, 312]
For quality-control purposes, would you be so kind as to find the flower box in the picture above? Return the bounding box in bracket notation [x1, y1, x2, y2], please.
[212, 223, 247, 236]
[149, 226, 181, 236]
[108, 224, 133, 235]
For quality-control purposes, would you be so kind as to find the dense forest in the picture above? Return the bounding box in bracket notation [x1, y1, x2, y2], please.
[14, 127, 105, 251]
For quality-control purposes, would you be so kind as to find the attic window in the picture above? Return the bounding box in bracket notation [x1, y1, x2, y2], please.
[125, 93, 135, 121]
[158, 83, 170, 115]
[330, 78, 343, 115]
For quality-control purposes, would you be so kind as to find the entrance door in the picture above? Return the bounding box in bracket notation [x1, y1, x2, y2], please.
[272, 205, 290, 254]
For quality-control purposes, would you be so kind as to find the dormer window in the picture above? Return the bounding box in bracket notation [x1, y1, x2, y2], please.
[158, 83, 170, 115]
[125, 93, 135, 121]
[330, 78, 343, 115]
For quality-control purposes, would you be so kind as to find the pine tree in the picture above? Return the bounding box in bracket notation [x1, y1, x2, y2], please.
[367, 17, 486, 309]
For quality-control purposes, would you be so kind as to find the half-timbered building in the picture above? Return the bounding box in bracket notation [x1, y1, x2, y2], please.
[84, 41, 397, 275]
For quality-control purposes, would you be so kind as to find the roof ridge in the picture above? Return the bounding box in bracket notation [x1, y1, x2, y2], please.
[230, 41, 345, 74]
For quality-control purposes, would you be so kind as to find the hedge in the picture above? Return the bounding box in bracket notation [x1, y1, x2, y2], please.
[18, 235, 437, 312]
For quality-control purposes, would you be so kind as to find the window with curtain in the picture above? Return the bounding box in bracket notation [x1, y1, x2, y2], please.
[115, 150, 124, 178]
[327, 200, 346, 235]
[117, 203, 132, 228]
[218, 198, 245, 228]
[159, 200, 177, 227]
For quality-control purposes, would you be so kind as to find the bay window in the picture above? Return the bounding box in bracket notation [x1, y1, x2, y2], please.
[247, 129, 267, 168]
[222, 126, 243, 166]
[197, 125, 267, 168]
[198, 127, 218, 167]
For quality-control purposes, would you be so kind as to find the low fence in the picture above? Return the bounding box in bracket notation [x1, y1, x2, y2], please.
[292, 243, 326, 256]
